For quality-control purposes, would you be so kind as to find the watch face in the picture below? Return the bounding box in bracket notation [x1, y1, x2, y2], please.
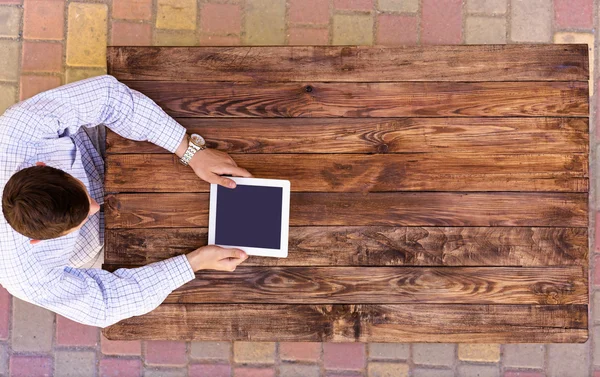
[190, 134, 205, 146]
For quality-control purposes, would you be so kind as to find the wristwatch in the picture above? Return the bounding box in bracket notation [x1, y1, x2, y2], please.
[179, 133, 206, 166]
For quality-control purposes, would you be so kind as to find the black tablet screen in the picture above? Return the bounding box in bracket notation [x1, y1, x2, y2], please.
[215, 185, 283, 249]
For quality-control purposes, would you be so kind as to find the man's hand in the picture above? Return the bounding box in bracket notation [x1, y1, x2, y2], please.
[190, 148, 252, 189]
[175, 135, 252, 189]
[186, 245, 248, 272]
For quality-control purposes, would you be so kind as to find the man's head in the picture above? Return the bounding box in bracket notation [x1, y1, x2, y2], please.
[2, 163, 100, 243]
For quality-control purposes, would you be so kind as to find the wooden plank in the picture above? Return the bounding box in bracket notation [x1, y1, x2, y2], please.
[106, 118, 589, 155]
[157, 266, 587, 305]
[102, 303, 588, 343]
[103, 227, 588, 267]
[105, 192, 588, 229]
[122, 81, 589, 118]
[106, 45, 589, 82]
[105, 153, 588, 193]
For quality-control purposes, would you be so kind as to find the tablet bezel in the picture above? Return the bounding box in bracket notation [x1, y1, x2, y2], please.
[208, 177, 290, 258]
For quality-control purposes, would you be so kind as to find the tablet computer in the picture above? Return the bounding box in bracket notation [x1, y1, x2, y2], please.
[208, 177, 291, 258]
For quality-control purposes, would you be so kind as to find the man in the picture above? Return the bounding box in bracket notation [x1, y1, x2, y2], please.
[0, 75, 251, 327]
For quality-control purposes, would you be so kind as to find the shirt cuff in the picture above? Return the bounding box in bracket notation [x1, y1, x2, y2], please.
[153, 117, 187, 154]
[156, 254, 196, 292]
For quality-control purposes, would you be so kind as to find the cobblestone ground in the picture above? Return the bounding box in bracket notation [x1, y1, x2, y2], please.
[0, 0, 598, 376]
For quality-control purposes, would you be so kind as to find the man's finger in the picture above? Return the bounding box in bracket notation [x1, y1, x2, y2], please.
[205, 173, 236, 189]
[219, 248, 247, 260]
[220, 257, 247, 272]
[214, 165, 253, 178]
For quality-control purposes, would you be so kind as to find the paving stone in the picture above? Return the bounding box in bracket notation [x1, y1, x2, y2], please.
[156, 0, 196, 30]
[190, 341, 230, 361]
[0, 83, 16, 115]
[101, 335, 142, 356]
[189, 364, 231, 377]
[0, 39, 19, 81]
[554, 0, 593, 29]
[0, 286, 10, 340]
[55, 351, 96, 377]
[502, 344, 545, 369]
[458, 365, 499, 377]
[56, 315, 98, 347]
[65, 67, 107, 84]
[465, 16, 506, 44]
[510, 0, 552, 42]
[376, 14, 417, 45]
[23, 0, 65, 40]
[234, 368, 276, 377]
[413, 344, 455, 367]
[548, 343, 589, 377]
[368, 343, 409, 360]
[466, 0, 506, 14]
[199, 35, 241, 46]
[21, 41, 63, 73]
[66, 2, 108, 67]
[201, 3, 241, 34]
[234, 341, 276, 364]
[279, 342, 321, 362]
[421, 0, 462, 44]
[594, 326, 600, 365]
[20, 75, 61, 100]
[154, 30, 198, 46]
[0, 0, 21, 3]
[323, 343, 366, 370]
[332, 14, 373, 45]
[0, 343, 6, 376]
[0, 6, 21, 38]
[412, 369, 454, 377]
[554, 32, 594, 96]
[504, 372, 545, 377]
[112, 0, 152, 21]
[377, 0, 418, 13]
[334, 0, 374, 11]
[9, 355, 53, 377]
[145, 340, 187, 366]
[280, 364, 320, 377]
[458, 344, 500, 362]
[144, 368, 187, 377]
[11, 298, 54, 352]
[596, 255, 600, 287]
[289, 0, 329, 24]
[368, 362, 409, 377]
[594, 291, 600, 323]
[596, 212, 600, 253]
[111, 21, 152, 46]
[288, 28, 329, 45]
[245, 0, 286, 45]
[99, 358, 142, 377]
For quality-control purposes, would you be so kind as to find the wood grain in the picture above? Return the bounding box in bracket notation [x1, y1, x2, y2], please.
[103, 227, 588, 267]
[106, 45, 589, 82]
[102, 303, 588, 343]
[158, 266, 586, 305]
[106, 117, 589, 155]
[105, 153, 589, 193]
[105, 192, 588, 229]
[122, 81, 589, 118]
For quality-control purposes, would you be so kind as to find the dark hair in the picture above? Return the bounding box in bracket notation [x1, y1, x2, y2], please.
[2, 165, 90, 240]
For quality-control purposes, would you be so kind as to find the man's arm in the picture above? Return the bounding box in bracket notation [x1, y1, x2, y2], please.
[9, 75, 184, 152]
[23, 246, 247, 328]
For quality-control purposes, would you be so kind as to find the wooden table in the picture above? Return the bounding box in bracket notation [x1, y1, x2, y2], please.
[103, 45, 589, 343]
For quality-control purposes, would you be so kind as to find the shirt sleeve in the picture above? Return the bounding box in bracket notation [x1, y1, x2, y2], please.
[27, 255, 195, 328]
[8, 74, 186, 153]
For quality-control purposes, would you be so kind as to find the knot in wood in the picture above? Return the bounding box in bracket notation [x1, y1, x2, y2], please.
[305, 85, 313, 93]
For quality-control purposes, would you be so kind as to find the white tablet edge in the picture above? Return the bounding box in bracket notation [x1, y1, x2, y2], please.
[208, 177, 290, 258]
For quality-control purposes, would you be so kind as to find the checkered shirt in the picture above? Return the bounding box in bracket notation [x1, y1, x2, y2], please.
[0, 75, 195, 327]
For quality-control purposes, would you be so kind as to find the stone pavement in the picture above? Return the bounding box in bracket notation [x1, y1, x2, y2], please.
[0, 0, 597, 376]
